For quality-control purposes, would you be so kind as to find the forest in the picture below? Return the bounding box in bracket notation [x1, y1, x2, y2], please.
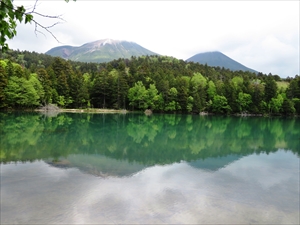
[0, 49, 299, 115]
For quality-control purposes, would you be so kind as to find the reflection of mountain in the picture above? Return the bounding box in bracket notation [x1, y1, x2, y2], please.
[188, 155, 243, 171]
[1, 113, 299, 166]
[45, 154, 146, 177]
[46, 154, 243, 178]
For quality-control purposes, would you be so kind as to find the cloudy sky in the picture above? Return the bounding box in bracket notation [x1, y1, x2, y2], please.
[8, 0, 299, 78]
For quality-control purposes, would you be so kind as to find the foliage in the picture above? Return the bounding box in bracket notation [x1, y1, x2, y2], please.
[211, 95, 231, 114]
[0, 0, 31, 51]
[0, 50, 299, 115]
[236, 92, 252, 112]
[4, 76, 40, 108]
[128, 81, 147, 110]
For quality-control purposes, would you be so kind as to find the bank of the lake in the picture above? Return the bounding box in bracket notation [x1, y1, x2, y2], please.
[38, 108, 128, 114]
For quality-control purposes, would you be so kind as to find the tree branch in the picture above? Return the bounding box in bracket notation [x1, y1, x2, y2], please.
[30, 11, 66, 21]
[32, 19, 62, 43]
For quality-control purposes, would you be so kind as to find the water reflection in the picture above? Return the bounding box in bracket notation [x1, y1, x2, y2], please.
[45, 154, 146, 178]
[1, 112, 299, 224]
[1, 150, 299, 224]
[1, 112, 299, 166]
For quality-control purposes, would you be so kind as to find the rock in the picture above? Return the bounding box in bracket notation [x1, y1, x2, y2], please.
[144, 109, 152, 115]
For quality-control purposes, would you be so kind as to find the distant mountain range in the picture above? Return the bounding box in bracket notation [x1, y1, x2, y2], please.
[45, 39, 159, 63]
[186, 51, 257, 73]
[46, 39, 257, 73]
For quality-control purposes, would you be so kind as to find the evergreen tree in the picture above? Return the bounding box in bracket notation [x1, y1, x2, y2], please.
[281, 98, 295, 115]
[0, 62, 8, 108]
[264, 75, 277, 103]
[176, 77, 189, 112]
[118, 71, 129, 109]
[51, 57, 70, 99]
[37, 68, 52, 104]
[286, 76, 300, 99]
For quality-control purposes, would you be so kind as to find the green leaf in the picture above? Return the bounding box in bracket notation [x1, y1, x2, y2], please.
[15, 6, 25, 22]
[25, 14, 33, 24]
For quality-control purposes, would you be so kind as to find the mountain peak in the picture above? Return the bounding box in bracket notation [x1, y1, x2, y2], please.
[87, 38, 124, 46]
[45, 39, 158, 63]
[186, 51, 257, 73]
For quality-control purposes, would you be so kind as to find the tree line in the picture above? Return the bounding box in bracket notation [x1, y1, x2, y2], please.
[0, 49, 299, 114]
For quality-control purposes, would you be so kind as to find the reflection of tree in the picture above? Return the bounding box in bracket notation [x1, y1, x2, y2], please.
[0, 112, 299, 165]
[128, 115, 163, 143]
[0, 113, 43, 162]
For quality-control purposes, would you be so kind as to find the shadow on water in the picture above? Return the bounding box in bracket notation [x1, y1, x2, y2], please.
[1, 112, 299, 177]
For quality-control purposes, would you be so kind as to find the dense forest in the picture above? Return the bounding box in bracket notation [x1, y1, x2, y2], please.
[0, 49, 299, 114]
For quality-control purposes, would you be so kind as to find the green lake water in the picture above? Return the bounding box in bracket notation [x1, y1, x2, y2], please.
[0, 112, 299, 224]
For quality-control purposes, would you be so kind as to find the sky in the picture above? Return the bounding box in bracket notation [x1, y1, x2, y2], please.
[8, 0, 300, 78]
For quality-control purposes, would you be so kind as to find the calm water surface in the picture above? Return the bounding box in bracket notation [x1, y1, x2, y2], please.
[0, 112, 299, 224]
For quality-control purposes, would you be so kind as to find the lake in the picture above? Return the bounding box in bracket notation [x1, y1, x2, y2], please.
[0, 112, 299, 224]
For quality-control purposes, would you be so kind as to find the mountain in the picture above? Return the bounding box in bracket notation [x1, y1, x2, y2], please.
[186, 51, 257, 73]
[45, 39, 159, 63]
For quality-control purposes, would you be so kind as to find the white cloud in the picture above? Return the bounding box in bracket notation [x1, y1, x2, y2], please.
[7, 0, 299, 77]
[1, 151, 299, 224]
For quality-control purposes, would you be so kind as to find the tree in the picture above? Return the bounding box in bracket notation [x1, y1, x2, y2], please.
[264, 76, 277, 103]
[29, 73, 44, 103]
[0, 61, 8, 108]
[128, 81, 148, 110]
[269, 94, 284, 114]
[51, 57, 70, 99]
[176, 76, 189, 112]
[281, 98, 295, 115]
[0, 0, 75, 51]
[286, 76, 300, 99]
[146, 84, 159, 110]
[207, 80, 217, 101]
[186, 96, 194, 113]
[4, 76, 40, 108]
[236, 92, 252, 113]
[37, 68, 52, 104]
[164, 87, 179, 112]
[292, 98, 300, 114]
[190, 72, 207, 112]
[78, 73, 90, 108]
[117, 71, 129, 109]
[249, 79, 265, 113]
[212, 95, 231, 114]
[68, 71, 85, 108]
[90, 71, 109, 108]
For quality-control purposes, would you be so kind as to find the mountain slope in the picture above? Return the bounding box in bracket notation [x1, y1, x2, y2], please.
[186, 51, 257, 73]
[45, 39, 159, 63]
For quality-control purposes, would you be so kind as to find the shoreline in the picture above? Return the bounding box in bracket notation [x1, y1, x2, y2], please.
[36, 108, 129, 114]
[2, 107, 298, 117]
